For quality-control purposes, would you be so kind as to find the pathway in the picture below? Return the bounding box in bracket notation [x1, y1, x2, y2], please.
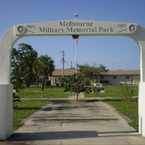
[2, 100, 145, 145]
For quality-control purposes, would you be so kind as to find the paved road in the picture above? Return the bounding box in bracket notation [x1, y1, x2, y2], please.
[2, 100, 145, 145]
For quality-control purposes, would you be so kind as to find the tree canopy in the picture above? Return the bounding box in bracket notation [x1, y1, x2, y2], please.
[63, 64, 108, 99]
[79, 64, 108, 78]
[11, 43, 55, 90]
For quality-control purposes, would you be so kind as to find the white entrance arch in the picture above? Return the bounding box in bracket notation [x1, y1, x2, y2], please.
[0, 20, 145, 139]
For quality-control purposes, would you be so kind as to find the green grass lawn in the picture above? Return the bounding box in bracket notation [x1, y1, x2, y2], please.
[107, 100, 138, 129]
[14, 87, 70, 129]
[85, 85, 138, 129]
[14, 86, 138, 131]
[85, 85, 138, 97]
[18, 87, 70, 98]
[14, 100, 48, 129]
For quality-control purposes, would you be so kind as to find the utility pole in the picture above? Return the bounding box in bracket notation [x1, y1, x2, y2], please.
[61, 50, 65, 77]
[70, 60, 73, 69]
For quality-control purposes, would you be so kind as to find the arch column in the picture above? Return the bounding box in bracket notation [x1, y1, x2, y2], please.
[132, 26, 145, 135]
[138, 40, 145, 135]
[0, 28, 18, 139]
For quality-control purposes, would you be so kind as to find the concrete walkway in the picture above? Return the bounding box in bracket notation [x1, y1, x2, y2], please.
[2, 100, 145, 145]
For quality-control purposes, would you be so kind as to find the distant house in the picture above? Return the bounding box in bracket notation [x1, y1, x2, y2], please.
[97, 70, 139, 85]
[49, 69, 139, 86]
[48, 69, 78, 86]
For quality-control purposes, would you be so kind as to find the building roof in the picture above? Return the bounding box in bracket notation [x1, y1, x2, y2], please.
[101, 70, 139, 76]
[52, 69, 78, 76]
[52, 69, 139, 76]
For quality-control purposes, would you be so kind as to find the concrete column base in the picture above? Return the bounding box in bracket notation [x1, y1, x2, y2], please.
[139, 82, 145, 136]
[0, 84, 13, 140]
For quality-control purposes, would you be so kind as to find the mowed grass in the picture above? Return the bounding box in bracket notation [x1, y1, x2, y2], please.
[14, 100, 48, 129]
[14, 86, 138, 130]
[14, 87, 70, 129]
[85, 85, 138, 97]
[85, 85, 138, 129]
[18, 87, 70, 98]
[107, 100, 138, 129]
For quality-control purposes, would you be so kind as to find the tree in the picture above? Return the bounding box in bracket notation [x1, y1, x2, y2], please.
[33, 55, 55, 90]
[99, 64, 109, 72]
[11, 43, 38, 89]
[63, 64, 108, 100]
[11, 48, 22, 89]
[11, 43, 55, 92]
[79, 64, 108, 79]
[63, 75, 85, 100]
[39, 55, 55, 76]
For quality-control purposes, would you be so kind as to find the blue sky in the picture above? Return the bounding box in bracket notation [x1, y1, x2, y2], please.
[0, 0, 145, 69]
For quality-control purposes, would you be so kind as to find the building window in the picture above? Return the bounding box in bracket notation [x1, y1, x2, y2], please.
[113, 76, 117, 79]
[126, 76, 130, 79]
[100, 76, 104, 79]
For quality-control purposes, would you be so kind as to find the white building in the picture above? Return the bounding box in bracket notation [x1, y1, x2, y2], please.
[98, 70, 139, 85]
[49, 69, 139, 86]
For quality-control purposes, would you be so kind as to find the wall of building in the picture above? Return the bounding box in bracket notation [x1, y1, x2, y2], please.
[98, 75, 138, 85]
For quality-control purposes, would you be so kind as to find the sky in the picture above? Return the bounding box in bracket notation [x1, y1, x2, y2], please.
[0, 0, 145, 70]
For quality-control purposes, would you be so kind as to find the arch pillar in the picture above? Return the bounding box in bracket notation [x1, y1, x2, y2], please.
[132, 26, 145, 135]
[0, 28, 18, 139]
[138, 40, 145, 135]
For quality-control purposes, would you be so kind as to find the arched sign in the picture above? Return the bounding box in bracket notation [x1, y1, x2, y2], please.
[15, 20, 137, 36]
[0, 20, 145, 139]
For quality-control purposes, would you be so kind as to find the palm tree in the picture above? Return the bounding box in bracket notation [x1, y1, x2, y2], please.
[33, 55, 55, 90]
